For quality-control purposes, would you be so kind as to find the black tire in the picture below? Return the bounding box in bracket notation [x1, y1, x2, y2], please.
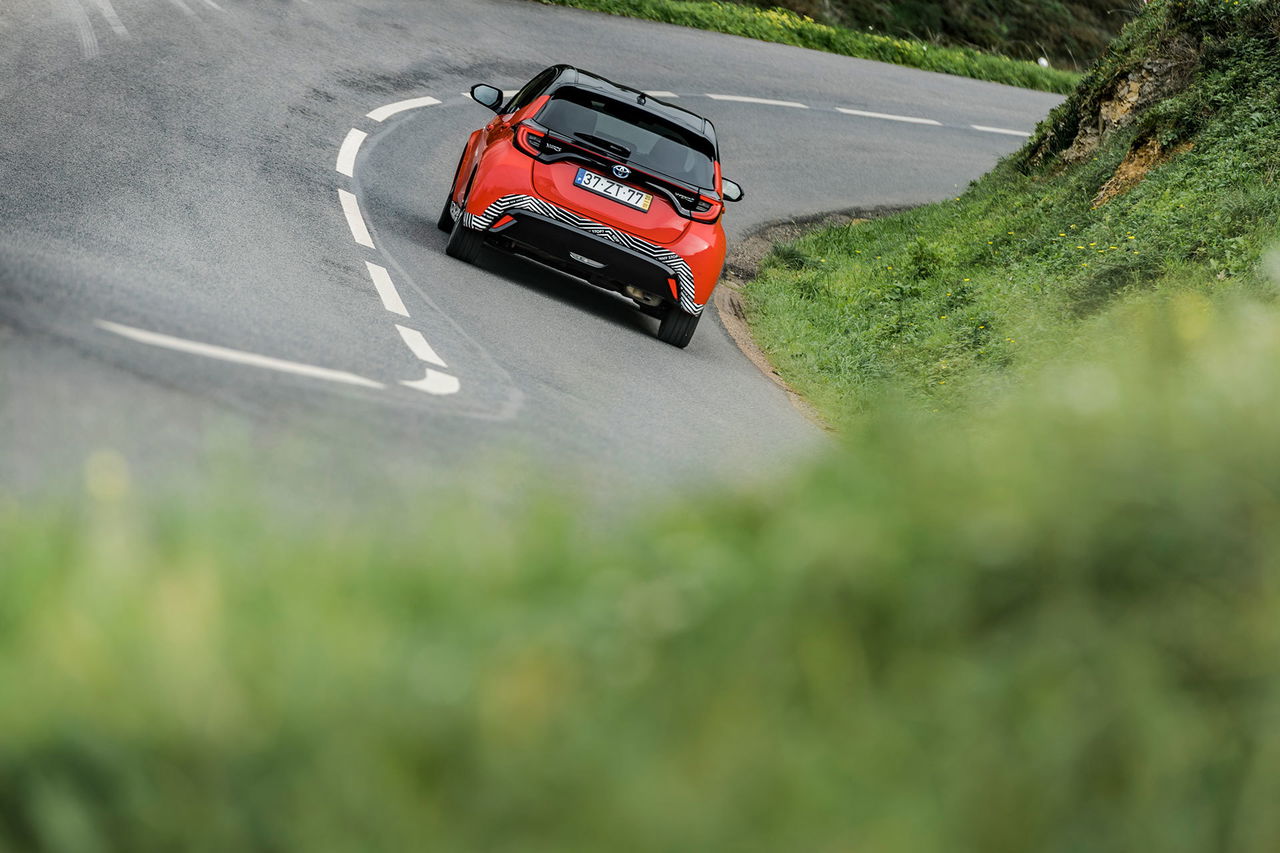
[445, 215, 486, 263]
[437, 195, 455, 233]
[657, 306, 700, 348]
[439, 148, 469, 233]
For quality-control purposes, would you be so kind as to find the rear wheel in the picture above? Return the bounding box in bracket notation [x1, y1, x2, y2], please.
[657, 306, 701, 348]
[445, 214, 486, 263]
[437, 195, 455, 233]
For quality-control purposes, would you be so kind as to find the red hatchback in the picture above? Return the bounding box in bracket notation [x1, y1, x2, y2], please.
[439, 65, 743, 348]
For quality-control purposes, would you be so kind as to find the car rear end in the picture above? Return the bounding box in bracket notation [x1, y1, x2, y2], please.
[463, 85, 728, 317]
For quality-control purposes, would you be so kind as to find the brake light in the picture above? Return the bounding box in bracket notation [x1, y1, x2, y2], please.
[514, 124, 545, 157]
[690, 195, 723, 223]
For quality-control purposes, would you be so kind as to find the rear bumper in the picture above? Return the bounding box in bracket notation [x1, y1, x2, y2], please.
[493, 210, 679, 303]
[455, 194, 705, 315]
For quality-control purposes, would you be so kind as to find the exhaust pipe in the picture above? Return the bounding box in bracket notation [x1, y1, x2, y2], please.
[624, 285, 663, 307]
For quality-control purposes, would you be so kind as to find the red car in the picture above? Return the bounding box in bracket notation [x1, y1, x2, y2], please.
[439, 65, 743, 348]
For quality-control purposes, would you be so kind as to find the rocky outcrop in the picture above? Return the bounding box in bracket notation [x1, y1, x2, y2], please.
[1060, 53, 1196, 163]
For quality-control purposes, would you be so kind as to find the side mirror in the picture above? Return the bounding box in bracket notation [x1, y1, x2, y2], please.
[470, 84, 504, 112]
[721, 178, 744, 203]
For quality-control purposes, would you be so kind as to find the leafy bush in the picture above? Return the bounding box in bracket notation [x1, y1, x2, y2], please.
[537, 0, 1080, 93]
[738, 0, 1132, 67]
[5, 291, 1280, 850]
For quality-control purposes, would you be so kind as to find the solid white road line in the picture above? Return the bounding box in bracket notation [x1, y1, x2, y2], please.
[706, 94, 808, 109]
[401, 369, 460, 396]
[96, 320, 386, 389]
[394, 324, 448, 368]
[366, 96, 442, 122]
[88, 0, 128, 37]
[338, 189, 375, 248]
[836, 107, 942, 126]
[336, 128, 367, 178]
[365, 262, 409, 316]
[972, 125, 1032, 137]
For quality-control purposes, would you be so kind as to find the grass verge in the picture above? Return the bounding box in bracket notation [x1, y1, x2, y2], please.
[535, 0, 1080, 94]
[743, 0, 1280, 422]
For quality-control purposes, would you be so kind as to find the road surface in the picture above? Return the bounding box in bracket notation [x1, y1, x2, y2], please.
[0, 0, 1062, 496]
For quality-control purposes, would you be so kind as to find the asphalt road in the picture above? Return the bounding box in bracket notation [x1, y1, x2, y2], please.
[0, 0, 1062, 497]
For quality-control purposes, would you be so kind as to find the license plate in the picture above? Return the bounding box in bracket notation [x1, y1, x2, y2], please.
[573, 168, 653, 212]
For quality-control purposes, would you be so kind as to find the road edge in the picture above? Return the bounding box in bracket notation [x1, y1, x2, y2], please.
[713, 206, 917, 432]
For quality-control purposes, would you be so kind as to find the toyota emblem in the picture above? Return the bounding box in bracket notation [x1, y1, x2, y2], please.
[612, 164, 631, 180]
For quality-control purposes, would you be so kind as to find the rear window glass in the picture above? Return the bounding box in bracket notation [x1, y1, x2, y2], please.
[536, 88, 715, 189]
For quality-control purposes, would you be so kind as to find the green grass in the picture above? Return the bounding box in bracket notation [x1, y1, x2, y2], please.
[744, 0, 1280, 421]
[535, 0, 1081, 93]
[6, 293, 1280, 850]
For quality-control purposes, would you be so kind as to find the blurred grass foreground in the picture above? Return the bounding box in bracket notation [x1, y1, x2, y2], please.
[7, 0, 1280, 848]
[5, 288, 1280, 850]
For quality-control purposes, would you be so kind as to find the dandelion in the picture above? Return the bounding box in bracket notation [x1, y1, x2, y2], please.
[1059, 233, 1067, 237]
[963, 278, 971, 282]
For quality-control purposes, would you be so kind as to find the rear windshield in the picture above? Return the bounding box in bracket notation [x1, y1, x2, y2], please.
[535, 88, 715, 189]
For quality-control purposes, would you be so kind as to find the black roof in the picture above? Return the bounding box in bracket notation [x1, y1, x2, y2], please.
[544, 65, 717, 151]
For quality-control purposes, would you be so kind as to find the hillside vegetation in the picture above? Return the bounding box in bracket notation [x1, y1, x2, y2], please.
[4, 0, 1280, 850]
[739, 0, 1132, 66]
[747, 0, 1280, 418]
[539, 0, 1079, 92]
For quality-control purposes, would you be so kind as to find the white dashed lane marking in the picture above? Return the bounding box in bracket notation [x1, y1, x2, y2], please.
[395, 324, 448, 368]
[338, 189, 375, 248]
[706, 94, 808, 109]
[366, 96, 442, 122]
[166, 0, 196, 17]
[972, 125, 1033, 137]
[340, 94, 462, 396]
[646, 91, 678, 98]
[96, 321, 386, 389]
[836, 107, 941, 126]
[401, 369, 461, 396]
[699, 93, 1032, 137]
[365, 262, 409, 317]
[336, 128, 367, 178]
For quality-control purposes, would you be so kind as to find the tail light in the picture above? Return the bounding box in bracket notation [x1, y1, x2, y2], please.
[513, 124, 545, 157]
[690, 195, 723, 223]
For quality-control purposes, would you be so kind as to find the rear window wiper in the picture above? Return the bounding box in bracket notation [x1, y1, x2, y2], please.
[572, 132, 632, 158]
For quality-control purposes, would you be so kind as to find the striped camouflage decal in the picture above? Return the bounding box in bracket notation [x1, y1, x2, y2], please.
[459, 194, 702, 315]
